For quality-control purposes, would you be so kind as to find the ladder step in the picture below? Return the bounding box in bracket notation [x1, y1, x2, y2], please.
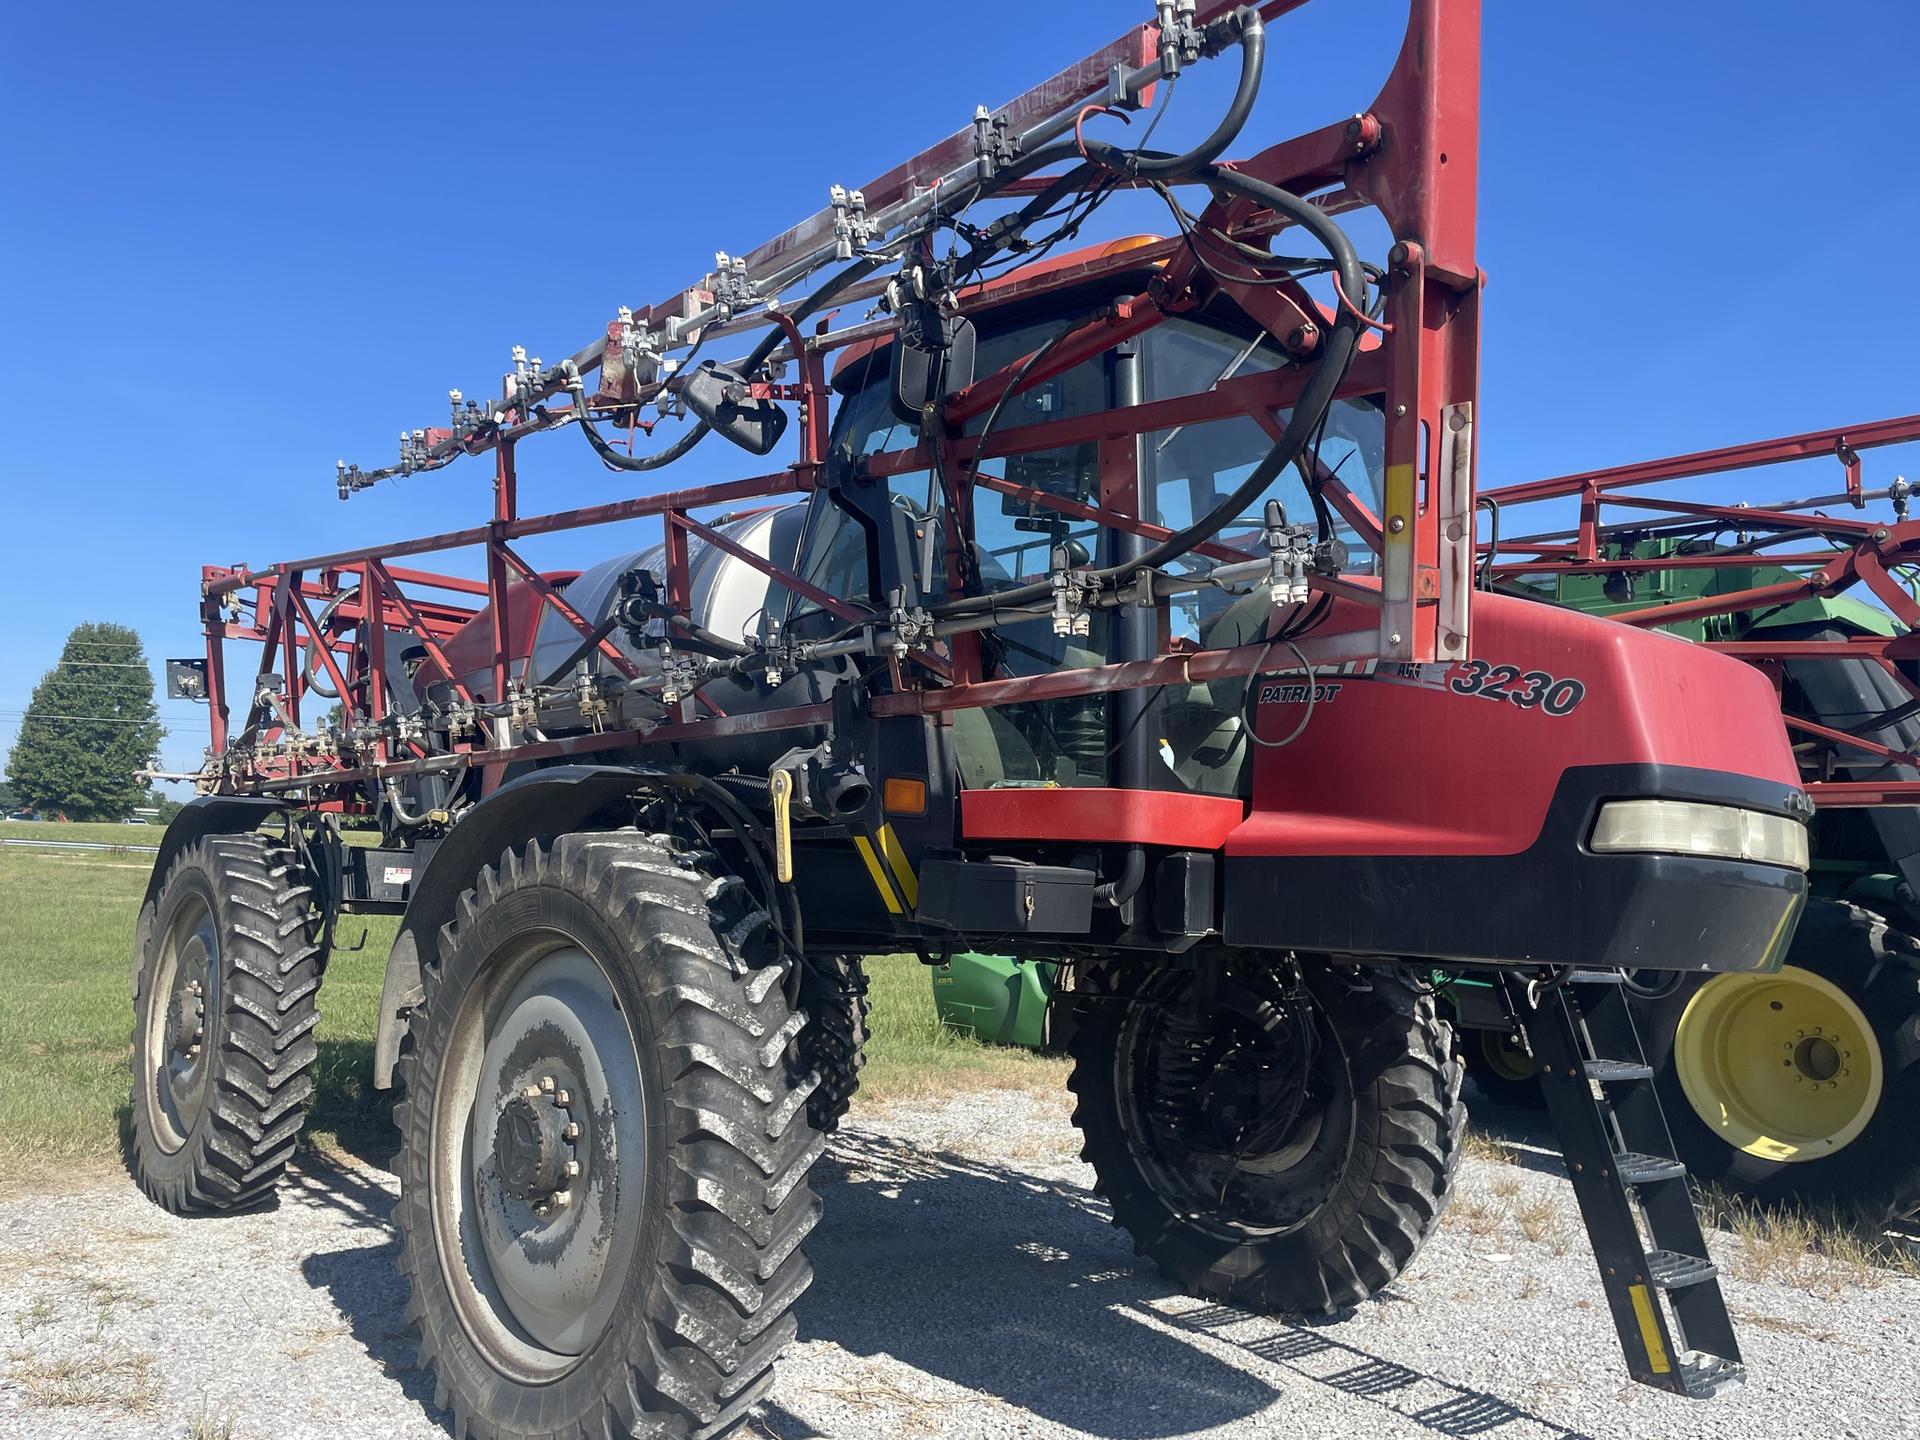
[1568, 969, 1625, 985]
[1585, 1058, 1655, 1082]
[1646, 1249, 1718, 1290]
[1615, 1152, 1687, 1186]
[1677, 1354, 1745, 1399]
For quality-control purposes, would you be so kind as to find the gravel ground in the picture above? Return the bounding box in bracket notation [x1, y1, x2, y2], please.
[2, 1089, 1918, 1440]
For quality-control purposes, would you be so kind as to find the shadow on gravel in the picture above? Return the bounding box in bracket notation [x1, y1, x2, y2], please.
[303, 1237, 449, 1425]
[1163, 1303, 1594, 1439]
[792, 1131, 1589, 1440]
[1461, 1084, 1570, 1181]
[280, 1124, 1590, 1440]
[282, 1150, 396, 1233]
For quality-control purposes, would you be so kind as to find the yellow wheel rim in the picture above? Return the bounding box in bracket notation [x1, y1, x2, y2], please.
[1674, 966, 1883, 1163]
[1478, 1029, 1536, 1083]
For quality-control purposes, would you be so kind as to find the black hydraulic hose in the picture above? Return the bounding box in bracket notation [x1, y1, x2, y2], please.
[536, 614, 623, 689]
[578, 256, 884, 472]
[580, 413, 711, 473]
[742, 256, 883, 371]
[1095, 14, 1262, 182]
[947, 12, 1260, 284]
[1094, 845, 1147, 908]
[934, 162, 1365, 617]
[671, 615, 755, 658]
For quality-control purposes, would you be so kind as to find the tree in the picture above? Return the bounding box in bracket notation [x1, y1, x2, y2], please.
[6, 623, 163, 821]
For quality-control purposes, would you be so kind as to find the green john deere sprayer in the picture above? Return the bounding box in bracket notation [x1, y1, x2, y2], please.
[940, 415, 1920, 1219]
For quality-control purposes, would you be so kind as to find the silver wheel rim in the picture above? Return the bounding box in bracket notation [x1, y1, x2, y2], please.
[430, 935, 647, 1379]
[143, 892, 219, 1154]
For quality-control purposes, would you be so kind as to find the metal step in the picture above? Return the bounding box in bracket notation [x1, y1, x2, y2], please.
[1615, 1152, 1688, 1186]
[1504, 974, 1742, 1399]
[1678, 1355, 1746, 1399]
[1568, 969, 1626, 985]
[1646, 1249, 1719, 1290]
[1585, 1058, 1655, 1083]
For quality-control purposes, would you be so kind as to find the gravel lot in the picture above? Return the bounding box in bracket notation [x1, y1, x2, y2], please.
[2, 1089, 1917, 1440]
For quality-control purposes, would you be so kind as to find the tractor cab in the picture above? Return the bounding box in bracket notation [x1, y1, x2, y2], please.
[800, 255, 1384, 800]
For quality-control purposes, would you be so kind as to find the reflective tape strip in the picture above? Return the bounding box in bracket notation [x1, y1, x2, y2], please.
[1627, 1283, 1672, 1374]
[853, 835, 903, 914]
[875, 823, 919, 908]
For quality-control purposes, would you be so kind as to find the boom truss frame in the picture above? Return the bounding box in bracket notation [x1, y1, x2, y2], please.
[1481, 413, 1920, 809]
[186, 0, 1484, 804]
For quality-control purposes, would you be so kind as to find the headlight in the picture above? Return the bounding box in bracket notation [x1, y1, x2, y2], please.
[1590, 799, 1809, 871]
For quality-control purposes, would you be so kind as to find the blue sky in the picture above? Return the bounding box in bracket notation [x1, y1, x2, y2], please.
[3, 1, 1917, 782]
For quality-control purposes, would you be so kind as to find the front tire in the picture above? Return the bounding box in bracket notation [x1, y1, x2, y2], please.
[128, 833, 321, 1213]
[393, 832, 824, 1440]
[1068, 960, 1462, 1314]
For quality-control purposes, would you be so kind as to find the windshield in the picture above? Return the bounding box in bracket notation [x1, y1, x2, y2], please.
[824, 304, 1387, 795]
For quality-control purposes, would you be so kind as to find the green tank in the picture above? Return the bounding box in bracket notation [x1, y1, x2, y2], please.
[930, 953, 1058, 1049]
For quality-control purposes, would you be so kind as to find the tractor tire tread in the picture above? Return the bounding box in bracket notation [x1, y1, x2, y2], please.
[128, 832, 322, 1215]
[393, 829, 821, 1440]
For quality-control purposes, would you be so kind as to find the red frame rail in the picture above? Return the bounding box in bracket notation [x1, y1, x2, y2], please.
[1481, 413, 1920, 809]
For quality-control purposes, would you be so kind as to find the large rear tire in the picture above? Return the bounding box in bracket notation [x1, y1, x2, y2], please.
[1068, 960, 1462, 1313]
[393, 831, 824, 1440]
[1651, 899, 1920, 1219]
[128, 833, 321, 1213]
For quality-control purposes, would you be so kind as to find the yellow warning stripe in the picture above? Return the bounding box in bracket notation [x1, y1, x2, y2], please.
[1627, 1283, 1672, 1374]
[875, 823, 919, 908]
[852, 835, 903, 914]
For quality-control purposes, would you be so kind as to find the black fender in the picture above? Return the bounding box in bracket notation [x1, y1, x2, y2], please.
[133, 795, 290, 995]
[372, 764, 684, 1089]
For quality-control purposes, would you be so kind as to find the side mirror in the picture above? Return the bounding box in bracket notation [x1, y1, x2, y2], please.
[889, 315, 976, 428]
[681, 361, 789, 456]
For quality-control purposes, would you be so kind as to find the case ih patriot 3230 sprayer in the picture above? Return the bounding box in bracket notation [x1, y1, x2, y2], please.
[133, 2, 1815, 1433]
[941, 415, 1920, 1219]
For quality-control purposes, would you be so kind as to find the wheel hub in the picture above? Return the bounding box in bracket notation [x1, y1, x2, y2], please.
[493, 1077, 581, 1217]
[436, 944, 647, 1368]
[166, 978, 205, 1058]
[1120, 967, 1348, 1235]
[1674, 964, 1884, 1162]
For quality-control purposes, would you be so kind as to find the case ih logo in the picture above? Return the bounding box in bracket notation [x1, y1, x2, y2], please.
[1260, 659, 1587, 716]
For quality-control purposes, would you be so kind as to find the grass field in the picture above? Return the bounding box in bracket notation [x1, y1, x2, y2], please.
[1, 818, 164, 847]
[0, 821, 1064, 1185]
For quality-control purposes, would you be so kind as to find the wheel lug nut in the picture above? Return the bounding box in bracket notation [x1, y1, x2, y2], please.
[555, 1089, 571, 1107]
[562, 1122, 580, 1141]
[563, 1159, 581, 1179]
[540, 1075, 556, 1093]
[522, 1085, 542, 1100]
[550, 1191, 571, 1210]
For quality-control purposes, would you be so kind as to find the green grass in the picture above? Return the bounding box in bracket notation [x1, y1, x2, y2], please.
[861, 955, 1067, 1102]
[0, 820, 1062, 1182]
[1, 819, 163, 848]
